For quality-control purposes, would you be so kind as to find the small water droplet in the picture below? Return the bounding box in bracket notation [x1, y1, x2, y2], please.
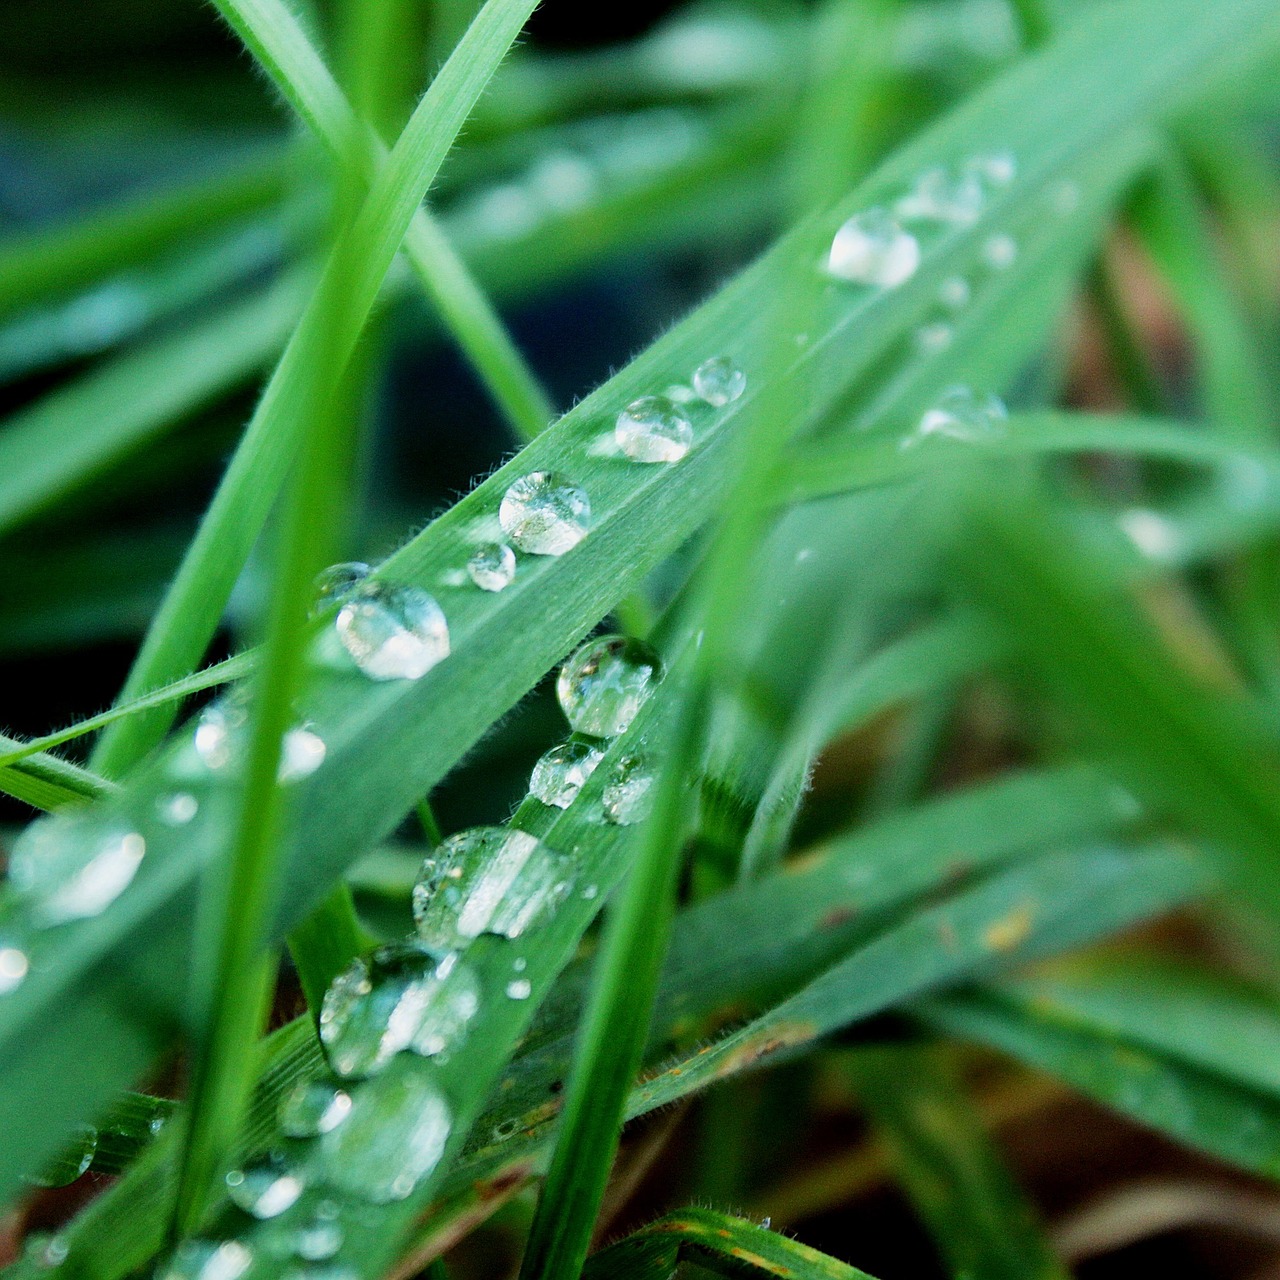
[226, 1151, 305, 1219]
[1119, 508, 1180, 562]
[279, 726, 326, 783]
[691, 356, 747, 407]
[914, 321, 954, 355]
[761, 1217, 772, 1230]
[903, 385, 1008, 449]
[336, 582, 450, 681]
[964, 150, 1016, 188]
[313, 563, 370, 613]
[0, 945, 28, 994]
[526, 150, 597, 212]
[10, 822, 145, 924]
[499, 472, 590, 555]
[195, 701, 243, 770]
[292, 1214, 344, 1262]
[530, 740, 605, 808]
[279, 1078, 353, 1137]
[320, 942, 479, 1078]
[556, 635, 662, 737]
[513, 957, 527, 972]
[582, 883, 599, 900]
[615, 396, 693, 463]
[466, 543, 516, 592]
[895, 166, 984, 226]
[157, 792, 199, 826]
[826, 208, 919, 287]
[413, 828, 573, 949]
[602, 754, 656, 825]
[30, 1125, 96, 1187]
[41, 1236, 69, 1268]
[158, 1241, 254, 1280]
[939, 275, 971, 310]
[319, 1071, 451, 1203]
[982, 233, 1017, 269]
[506, 978, 532, 1000]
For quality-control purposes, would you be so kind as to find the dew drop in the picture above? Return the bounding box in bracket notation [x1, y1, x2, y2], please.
[602, 754, 656, 825]
[0, 945, 29, 994]
[195, 702, 243, 770]
[556, 635, 662, 737]
[939, 275, 971, 310]
[506, 978, 532, 1001]
[964, 150, 1016, 188]
[292, 1215, 344, 1262]
[319, 942, 479, 1078]
[903, 385, 1008, 450]
[413, 828, 573, 949]
[513, 957, 527, 972]
[895, 166, 984, 226]
[9, 822, 145, 925]
[319, 1071, 452, 1203]
[31, 1125, 96, 1187]
[279, 1078, 353, 1137]
[157, 1241, 254, 1280]
[826, 208, 920, 287]
[312, 562, 370, 613]
[581, 883, 599, 900]
[615, 396, 693, 463]
[466, 542, 516, 592]
[914, 321, 954, 355]
[336, 582, 450, 681]
[982, 233, 1017, 269]
[157, 792, 199, 826]
[498, 472, 590, 555]
[530, 740, 605, 808]
[1119, 508, 1180, 562]
[279, 727, 326, 783]
[691, 356, 747, 407]
[526, 150, 597, 212]
[226, 1151, 305, 1219]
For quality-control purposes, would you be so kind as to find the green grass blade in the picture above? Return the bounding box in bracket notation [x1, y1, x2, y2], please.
[848, 1045, 1068, 1280]
[581, 1206, 878, 1279]
[0, 734, 116, 811]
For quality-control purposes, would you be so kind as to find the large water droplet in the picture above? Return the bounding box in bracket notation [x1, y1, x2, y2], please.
[615, 396, 693, 463]
[279, 1078, 352, 1137]
[602, 754, 656, 825]
[0, 945, 28, 994]
[336, 582, 450, 681]
[320, 942, 480, 1078]
[498, 472, 590, 555]
[195, 701, 325, 782]
[902, 386, 1008, 449]
[556, 635, 662, 737]
[895, 166, 983, 226]
[466, 542, 516, 592]
[530, 740, 605, 809]
[826, 208, 919, 287]
[320, 1071, 451, 1203]
[158, 1241, 254, 1280]
[691, 356, 747, 407]
[312, 563, 370, 614]
[413, 828, 573, 949]
[226, 1151, 305, 1219]
[31, 1125, 96, 1187]
[9, 823, 145, 925]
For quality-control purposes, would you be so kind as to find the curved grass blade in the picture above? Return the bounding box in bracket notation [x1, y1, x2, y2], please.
[581, 1206, 877, 1279]
[0, 734, 115, 811]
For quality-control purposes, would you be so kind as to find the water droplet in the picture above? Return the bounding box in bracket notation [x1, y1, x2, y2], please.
[513, 957, 527, 971]
[320, 942, 479, 1078]
[582, 883, 599, 900]
[556, 635, 662, 737]
[279, 1078, 353, 1137]
[40, 1235, 69, 1268]
[320, 1071, 451, 1203]
[336, 582, 450, 681]
[895, 166, 984, 226]
[157, 792, 199, 826]
[530, 740, 605, 808]
[506, 978, 532, 1000]
[226, 1151, 305, 1219]
[615, 396, 693, 463]
[313, 563, 370, 613]
[195, 701, 243, 770]
[31, 1125, 96, 1187]
[939, 275, 971, 310]
[498, 472, 590, 555]
[0, 945, 28, 994]
[526, 150, 597, 212]
[663, 383, 698, 404]
[466, 543, 516, 592]
[292, 1214, 344, 1262]
[914, 321, 954, 355]
[691, 356, 746, 407]
[826, 208, 920, 287]
[1119, 508, 1180, 561]
[602, 754, 656, 825]
[964, 150, 1016, 188]
[902, 385, 1007, 449]
[279, 727, 326, 783]
[158, 1241, 254, 1280]
[414, 828, 573, 949]
[10, 822, 145, 924]
[982, 233, 1017, 269]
